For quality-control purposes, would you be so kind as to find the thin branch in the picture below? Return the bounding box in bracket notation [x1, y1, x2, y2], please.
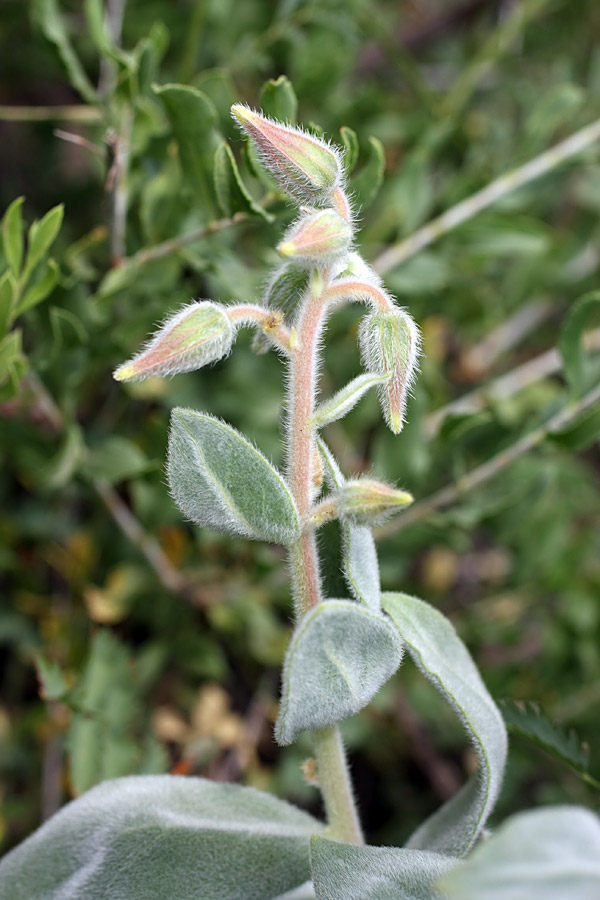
[0, 105, 102, 122]
[93, 478, 206, 605]
[10, 375, 208, 607]
[125, 212, 252, 267]
[425, 327, 600, 438]
[458, 298, 555, 379]
[108, 106, 133, 265]
[377, 382, 600, 537]
[374, 116, 600, 275]
[53, 128, 104, 158]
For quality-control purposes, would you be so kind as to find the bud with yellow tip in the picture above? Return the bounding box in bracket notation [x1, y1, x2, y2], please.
[358, 308, 420, 434]
[114, 301, 233, 382]
[277, 209, 352, 262]
[340, 478, 414, 526]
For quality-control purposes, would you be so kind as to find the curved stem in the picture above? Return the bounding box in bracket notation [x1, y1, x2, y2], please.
[285, 271, 364, 845]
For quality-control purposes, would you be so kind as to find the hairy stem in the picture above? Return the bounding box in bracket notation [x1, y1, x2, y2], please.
[313, 727, 363, 844]
[286, 272, 364, 844]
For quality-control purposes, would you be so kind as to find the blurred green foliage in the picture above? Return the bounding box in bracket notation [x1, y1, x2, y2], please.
[1, 0, 599, 853]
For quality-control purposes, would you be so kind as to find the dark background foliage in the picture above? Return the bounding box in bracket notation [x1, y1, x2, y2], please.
[1, 0, 599, 852]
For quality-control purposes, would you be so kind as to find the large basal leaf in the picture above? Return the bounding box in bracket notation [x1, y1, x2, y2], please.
[382, 593, 507, 857]
[0, 775, 323, 900]
[275, 599, 403, 745]
[319, 440, 381, 611]
[310, 835, 455, 900]
[168, 409, 300, 545]
[438, 806, 600, 900]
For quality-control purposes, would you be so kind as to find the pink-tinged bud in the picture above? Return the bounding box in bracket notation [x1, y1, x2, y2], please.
[231, 104, 342, 204]
[114, 301, 233, 382]
[340, 478, 413, 526]
[277, 209, 352, 261]
[358, 308, 420, 434]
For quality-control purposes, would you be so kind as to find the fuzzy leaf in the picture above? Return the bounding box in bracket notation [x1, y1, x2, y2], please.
[383, 593, 507, 856]
[319, 440, 381, 611]
[213, 141, 272, 220]
[0, 775, 323, 900]
[313, 373, 388, 428]
[276, 599, 402, 745]
[2, 196, 25, 276]
[559, 291, 600, 398]
[25, 204, 64, 276]
[155, 84, 222, 216]
[311, 836, 455, 900]
[259, 75, 298, 123]
[438, 806, 600, 900]
[499, 698, 590, 776]
[168, 409, 300, 545]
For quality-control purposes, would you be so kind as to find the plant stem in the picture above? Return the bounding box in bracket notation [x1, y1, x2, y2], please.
[374, 116, 600, 274]
[286, 273, 364, 845]
[312, 727, 363, 844]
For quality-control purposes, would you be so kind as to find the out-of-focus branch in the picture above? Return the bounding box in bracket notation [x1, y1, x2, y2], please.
[378, 382, 600, 537]
[0, 106, 102, 122]
[125, 212, 252, 266]
[374, 117, 600, 275]
[426, 327, 600, 438]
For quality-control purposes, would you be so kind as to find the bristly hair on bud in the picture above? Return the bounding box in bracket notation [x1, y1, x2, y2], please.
[231, 104, 343, 206]
[277, 208, 352, 262]
[114, 301, 233, 382]
[339, 477, 413, 526]
[358, 308, 420, 434]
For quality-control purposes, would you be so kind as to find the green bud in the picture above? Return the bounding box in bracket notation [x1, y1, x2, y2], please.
[340, 478, 413, 526]
[358, 308, 420, 434]
[231, 104, 342, 205]
[277, 209, 352, 262]
[114, 301, 233, 382]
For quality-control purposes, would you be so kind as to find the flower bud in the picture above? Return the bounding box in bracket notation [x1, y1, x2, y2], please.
[231, 104, 342, 205]
[358, 308, 420, 434]
[114, 301, 233, 382]
[277, 209, 352, 262]
[340, 478, 413, 526]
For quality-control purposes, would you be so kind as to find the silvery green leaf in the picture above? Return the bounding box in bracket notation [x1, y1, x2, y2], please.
[310, 835, 456, 900]
[275, 599, 402, 745]
[382, 593, 507, 856]
[438, 806, 600, 900]
[0, 775, 323, 900]
[319, 440, 381, 611]
[168, 409, 300, 545]
[273, 883, 316, 900]
[312, 372, 389, 428]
